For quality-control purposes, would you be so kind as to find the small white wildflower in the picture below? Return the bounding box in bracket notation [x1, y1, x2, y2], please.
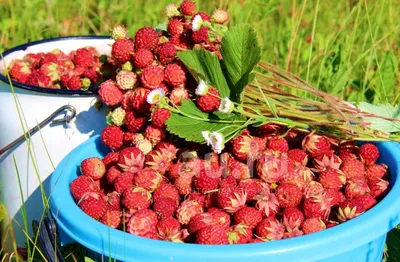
[146, 88, 165, 104]
[218, 97, 234, 113]
[201, 131, 211, 146]
[192, 14, 204, 32]
[209, 132, 225, 154]
[195, 80, 208, 96]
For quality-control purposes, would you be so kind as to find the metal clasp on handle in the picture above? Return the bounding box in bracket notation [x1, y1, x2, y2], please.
[0, 105, 76, 156]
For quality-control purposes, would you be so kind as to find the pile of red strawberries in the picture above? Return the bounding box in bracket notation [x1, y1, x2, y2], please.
[5, 46, 112, 90]
[69, 1, 391, 244]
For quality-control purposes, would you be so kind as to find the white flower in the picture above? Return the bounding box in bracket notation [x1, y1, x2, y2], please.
[195, 80, 208, 96]
[192, 14, 204, 32]
[146, 88, 165, 104]
[209, 132, 225, 154]
[218, 97, 234, 113]
[201, 131, 211, 145]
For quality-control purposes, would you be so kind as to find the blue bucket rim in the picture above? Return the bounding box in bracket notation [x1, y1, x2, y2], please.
[0, 35, 111, 97]
[49, 135, 400, 261]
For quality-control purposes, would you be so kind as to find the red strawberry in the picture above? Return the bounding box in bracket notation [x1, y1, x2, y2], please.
[157, 42, 177, 64]
[133, 48, 154, 69]
[100, 210, 122, 228]
[312, 151, 342, 172]
[153, 183, 180, 204]
[164, 63, 186, 87]
[288, 149, 309, 166]
[40, 53, 57, 65]
[170, 86, 189, 105]
[337, 199, 365, 222]
[188, 212, 216, 233]
[66, 75, 82, 90]
[231, 135, 266, 162]
[73, 48, 95, 67]
[98, 80, 123, 106]
[227, 224, 253, 244]
[127, 209, 158, 238]
[83, 67, 98, 84]
[152, 108, 171, 129]
[118, 147, 145, 173]
[219, 176, 238, 189]
[167, 162, 183, 181]
[302, 134, 331, 157]
[255, 123, 283, 137]
[196, 225, 229, 245]
[217, 186, 247, 213]
[257, 149, 289, 183]
[106, 165, 122, 184]
[233, 207, 262, 228]
[318, 168, 346, 190]
[325, 189, 345, 206]
[208, 208, 231, 228]
[301, 218, 326, 234]
[23, 53, 42, 68]
[131, 87, 151, 113]
[340, 159, 365, 180]
[186, 192, 205, 207]
[193, 167, 222, 193]
[225, 157, 251, 180]
[353, 194, 377, 210]
[156, 142, 177, 160]
[344, 178, 370, 199]
[174, 173, 193, 195]
[282, 207, 305, 230]
[303, 193, 332, 220]
[180, 0, 196, 16]
[116, 70, 137, 90]
[153, 197, 178, 219]
[26, 70, 52, 87]
[141, 65, 165, 90]
[70, 176, 99, 200]
[368, 177, 389, 198]
[122, 186, 152, 210]
[282, 165, 314, 191]
[238, 179, 263, 202]
[167, 18, 185, 35]
[192, 27, 209, 43]
[112, 39, 134, 63]
[338, 151, 358, 162]
[113, 172, 134, 193]
[170, 33, 192, 49]
[255, 218, 285, 241]
[359, 143, 379, 165]
[176, 199, 203, 226]
[145, 149, 170, 175]
[80, 157, 106, 180]
[125, 111, 147, 133]
[196, 88, 220, 112]
[134, 168, 163, 192]
[267, 136, 289, 152]
[365, 164, 387, 180]
[134, 27, 159, 50]
[121, 90, 134, 111]
[304, 181, 325, 199]
[156, 217, 182, 242]
[104, 191, 121, 211]
[78, 192, 107, 220]
[254, 191, 280, 218]
[283, 227, 304, 239]
[276, 183, 303, 208]
[144, 125, 166, 145]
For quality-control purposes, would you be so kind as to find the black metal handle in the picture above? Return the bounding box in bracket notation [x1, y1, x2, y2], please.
[32, 218, 65, 262]
[0, 105, 76, 156]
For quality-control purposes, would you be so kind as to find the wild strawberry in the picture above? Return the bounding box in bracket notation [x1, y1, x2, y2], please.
[73, 48, 94, 67]
[40, 53, 57, 65]
[156, 142, 177, 160]
[104, 191, 121, 211]
[57, 59, 74, 74]
[124, 112, 146, 133]
[136, 138, 153, 155]
[301, 218, 326, 234]
[153, 183, 180, 204]
[208, 208, 231, 228]
[193, 167, 222, 193]
[225, 157, 251, 180]
[340, 159, 365, 180]
[227, 224, 253, 244]
[70, 176, 99, 200]
[170, 33, 192, 49]
[122, 186, 152, 210]
[354, 194, 377, 210]
[302, 134, 331, 157]
[325, 189, 345, 206]
[116, 70, 137, 90]
[170, 86, 189, 105]
[232, 135, 265, 162]
[176, 199, 203, 226]
[111, 25, 128, 40]
[304, 181, 325, 199]
[256, 149, 289, 183]
[365, 164, 388, 180]
[81, 157, 106, 180]
[248, 238, 265, 243]
[140, 65, 164, 90]
[100, 210, 122, 228]
[40, 62, 59, 83]
[337, 200, 365, 222]
[283, 227, 304, 239]
[267, 137, 289, 152]
[196, 225, 228, 245]
[118, 147, 145, 173]
[288, 149, 309, 166]
[205, 192, 219, 209]
[180, 0, 196, 16]
[106, 165, 122, 184]
[217, 186, 247, 213]
[65, 75, 82, 90]
[83, 67, 97, 83]
[188, 212, 216, 233]
[192, 12, 211, 22]
[164, 63, 186, 87]
[127, 209, 158, 239]
[233, 207, 262, 228]
[192, 27, 209, 43]
[368, 177, 389, 198]
[78, 192, 107, 220]
[168, 18, 185, 35]
[282, 207, 304, 230]
[276, 183, 303, 208]
[153, 197, 178, 219]
[212, 9, 229, 24]
[312, 151, 342, 172]
[134, 168, 163, 192]
[303, 193, 332, 220]
[187, 191, 206, 207]
[114, 172, 134, 193]
[158, 42, 177, 64]
[23, 53, 42, 68]
[121, 90, 134, 111]
[144, 125, 165, 146]
[26, 70, 52, 87]
[359, 143, 379, 165]
[151, 108, 171, 129]
[145, 149, 170, 175]
[133, 48, 154, 69]
[174, 173, 194, 195]
[166, 162, 183, 181]
[220, 176, 238, 189]
[255, 218, 285, 241]
[157, 217, 182, 242]
[326, 221, 339, 228]
[254, 191, 280, 218]
[238, 179, 263, 201]
[134, 27, 159, 50]
[344, 178, 370, 199]
[338, 151, 358, 162]
[130, 87, 151, 113]
[99, 80, 123, 106]
[282, 165, 314, 191]
[196, 88, 221, 112]
[112, 39, 134, 63]
[318, 168, 346, 190]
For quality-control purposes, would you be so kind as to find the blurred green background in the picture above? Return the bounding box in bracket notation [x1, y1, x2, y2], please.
[1, 0, 400, 261]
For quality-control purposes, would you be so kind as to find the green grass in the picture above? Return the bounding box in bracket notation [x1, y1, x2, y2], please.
[0, 0, 400, 261]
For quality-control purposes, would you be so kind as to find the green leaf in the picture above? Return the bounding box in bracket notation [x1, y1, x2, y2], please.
[358, 102, 400, 133]
[166, 100, 246, 143]
[85, 257, 95, 262]
[386, 228, 400, 262]
[377, 51, 397, 97]
[155, 23, 167, 32]
[221, 24, 261, 100]
[178, 49, 230, 98]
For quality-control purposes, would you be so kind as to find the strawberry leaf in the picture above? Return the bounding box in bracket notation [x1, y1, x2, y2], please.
[358, 102, 400, 133]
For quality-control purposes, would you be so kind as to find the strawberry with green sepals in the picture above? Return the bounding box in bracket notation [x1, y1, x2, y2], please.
[368, 177, 389, 198]
[303, 192, 332, 221]
[336, 199, 365, 222]
[122, 186, 152, 210]
[282, 165, 314, 191]
[156, 217, 183, 242]
[312, 151, 342, 173]
[8, 60, 32, 83]
[227, 224, 253, 244]
[231, 134, 265, 162]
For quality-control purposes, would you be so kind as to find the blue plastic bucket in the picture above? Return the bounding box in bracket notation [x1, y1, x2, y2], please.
[49, 135, 400, 262]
